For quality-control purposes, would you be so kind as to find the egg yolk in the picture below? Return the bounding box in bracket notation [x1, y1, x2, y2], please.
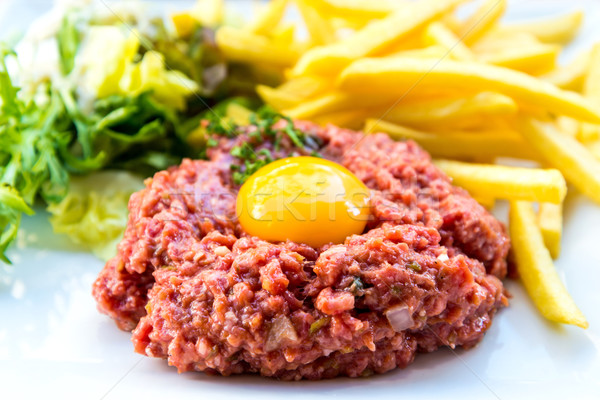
[236, 156, 371, 248]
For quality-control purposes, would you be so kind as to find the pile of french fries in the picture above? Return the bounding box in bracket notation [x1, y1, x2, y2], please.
[184, 0, 600, 329]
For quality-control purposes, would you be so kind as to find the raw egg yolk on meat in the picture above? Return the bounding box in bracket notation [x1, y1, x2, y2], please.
[236, 156, 371, 248]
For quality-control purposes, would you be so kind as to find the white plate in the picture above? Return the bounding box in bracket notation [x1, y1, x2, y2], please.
[1, 1, 600, 399]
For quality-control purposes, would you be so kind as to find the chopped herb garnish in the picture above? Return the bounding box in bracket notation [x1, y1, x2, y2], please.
[205, 106, 322, 185]
[407, 261, 422, 272]
[309, 316, 331, 335]
[347, 276, 364, 296]
[207, 345, 219, 359]
[360, 368, 374, 377]
[390, 285, 402, 296]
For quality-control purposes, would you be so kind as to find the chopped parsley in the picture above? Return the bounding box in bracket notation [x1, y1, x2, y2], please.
[206, 107, 322, 185]
[347, 276, 365, 296]
[407, 261, 422, 272]
[309, 316, 331, 335]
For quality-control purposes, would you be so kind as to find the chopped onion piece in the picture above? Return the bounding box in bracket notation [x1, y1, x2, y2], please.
[265, 315, 299, 352]
[437, 253, 449, 262]
[385, 305, 414, 332]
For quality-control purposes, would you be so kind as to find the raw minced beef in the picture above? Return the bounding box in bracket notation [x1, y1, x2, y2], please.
[92, 121, 509, 380]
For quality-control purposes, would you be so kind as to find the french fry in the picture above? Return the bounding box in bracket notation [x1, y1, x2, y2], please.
[270, 24, 296, 46]
[477, 43, 560, 75]
[555, 116, 580, 138]
[518, 117, 600, 204]
[172, 0, 224, 36]
[329, 15, 370, 31]
[215, 26, 300, 67]
[304, 0, 403, 19]
[257, 76, 331, 110]
[471, 194, 496, 210]
[380, 92, 517, 128]
[577, 124, 600, 143]
[365, 119, 538, 161]
[296, 0, 337, 46]
[509, 201, 587, 328]
[279, 75, 331, 97]
[284, 86, 474, 119]
[589, 140, 600, 160]
[247, 0, 289, 36]
[537, 202, 562, 259]
[584, 44, 600, 98]
[338, 58, 600, 123]
[458, 0, 507, 45]
[441, 13, 462, 33]
[257, 85, 299, 110]
[424, 22, 475, 61]
[434, 159, 567, 204]
[291, 0, 465, 76]
[519, 118, 600, 203]
[313, 109, 371, 130]
[541, 49, 589, 91]
[580, 44, 600, 143]
[284, 91, 396, 119]
[386, 45, 451, 60]
[190, 0, 224, 27]
[471, 30, 540, 53]
[501, 10, 583, 44]
[171, 13, 197, 38]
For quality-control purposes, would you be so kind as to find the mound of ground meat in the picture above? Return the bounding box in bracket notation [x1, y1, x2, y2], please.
[92, 122, 509, 380]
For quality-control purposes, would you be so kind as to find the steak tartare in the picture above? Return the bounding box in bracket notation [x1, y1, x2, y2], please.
[93, 121, 509, 380]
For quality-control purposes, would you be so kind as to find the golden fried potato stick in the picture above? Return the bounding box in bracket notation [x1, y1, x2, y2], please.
[509, 201, 588, 329]
[172, 0, 224, 36]
[257, 76, 331, 110]
[171, 13, 197, 38]
[518, 117, 600, 204]
[471, 194, 496, 210]
[584, 44, 600, 98]
[578, 124, 600, 143]
[458, 0, 507, 45]
[292, 0, 466, 76]
[380, 92, 517, 128]
[296, 0, 337, 46]
[580, 44, 600, 143]
[313, 109, 371, 130]
[215, 26, 300, 67]
[338, 58, 600, 123]
[284, 91, 399, 119]
[434, 159, 566, 204]
[303, 0, 403, 19]
[278, 76, 331, 97]
[541, 49, 590, 91]
[537, 202, 562, 260]
[190, 0, 224, 27]
[257, 85, 299, 110]
[555, 116, 580, 138]
[590, 140, 600, 160]
[365, 119, 538, 161]
[424, 22, 475, 61]
[501, 10, 583, 44]
[477, 43, 559, 75]
[385, 46, 451, 60]
[270, 24, 296, 46]
[247, 0, 289, 36]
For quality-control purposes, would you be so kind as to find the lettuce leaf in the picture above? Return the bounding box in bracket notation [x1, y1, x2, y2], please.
[47, 171, 144, 261]
[75, 26, 199, 109]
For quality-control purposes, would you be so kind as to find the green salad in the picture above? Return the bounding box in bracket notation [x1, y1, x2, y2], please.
[0, 0, 273, 263]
